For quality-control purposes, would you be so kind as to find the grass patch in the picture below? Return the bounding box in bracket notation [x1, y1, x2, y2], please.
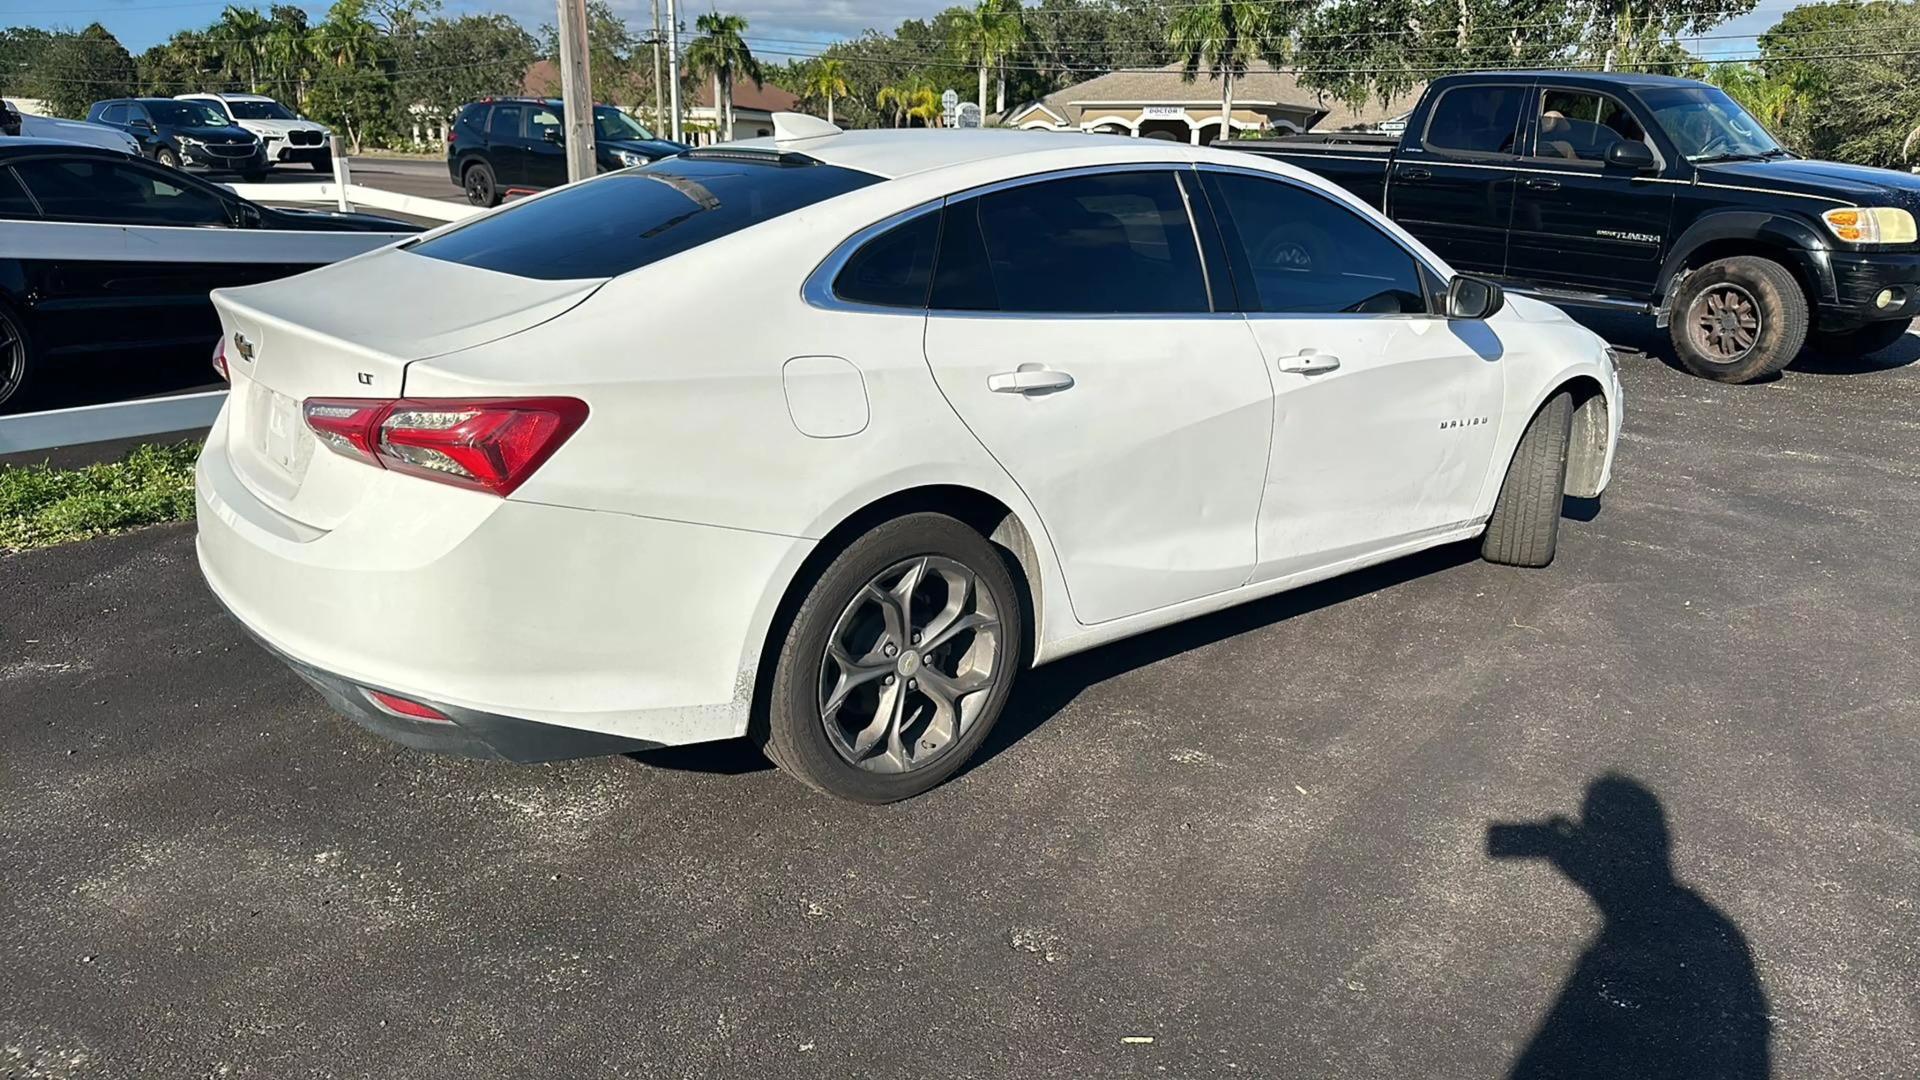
[0, 442, 200, 552]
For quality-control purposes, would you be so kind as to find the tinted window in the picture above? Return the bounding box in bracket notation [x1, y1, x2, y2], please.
[145, 100, 228, 127]
[489, 103, 525, 139]
[929, 170, 1210, 314]
[1424, 85, 1524, 156]
[1202, 172, 1428, 315]
[14, 158, 231, 226]
[529, 105, 562, 140]
[228, 100, 295, 120]
[1536, 91, 1649, 163]
[409, 156, 881, 280]
[833, 211, 939, 308]
[100, 103, 128, 125]
[0, 167, 38, 218]
[457, 103, 490, 132]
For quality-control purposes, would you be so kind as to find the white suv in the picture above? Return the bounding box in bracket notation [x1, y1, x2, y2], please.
[177, 93, 331, 171]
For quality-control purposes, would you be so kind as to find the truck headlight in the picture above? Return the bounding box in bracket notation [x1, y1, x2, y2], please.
[615, 149, 648, 168]
[1822, 207, 1918, 244]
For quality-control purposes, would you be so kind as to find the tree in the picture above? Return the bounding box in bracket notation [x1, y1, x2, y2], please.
[799, 58, 849, 124]
[946, 0, 1024, 113]
[877, 75, 940, 127]
[686, 12, 761, 139]
[1167, 0, 1284, 143]
[305, 62, 393, 152]
[210, 5, 271, 93]
[1758, 0, 1920, 166]
[400, 14, 536, 124]
[36, 24, 138, 118]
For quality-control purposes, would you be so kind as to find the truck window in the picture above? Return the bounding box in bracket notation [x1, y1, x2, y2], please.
[1423, 86, 1524, 156]
[1535, 91, 1650, 164]
[1200, 171, 1428, 316]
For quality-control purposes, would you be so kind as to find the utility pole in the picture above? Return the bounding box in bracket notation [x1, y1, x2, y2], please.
[666, 0, 682, 143]
[554, 0, 598, 182]
[650, 0, 664, 134]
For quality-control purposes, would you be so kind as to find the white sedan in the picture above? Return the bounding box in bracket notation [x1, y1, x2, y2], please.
[196, 119, 1622, 802]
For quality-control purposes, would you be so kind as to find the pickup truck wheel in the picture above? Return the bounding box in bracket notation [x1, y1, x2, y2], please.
[1808, 318, 1913, 359]
[1482, 390, 1572, 569]
[1669, 256, 1807, 383]
[759, 513, 1024, 803]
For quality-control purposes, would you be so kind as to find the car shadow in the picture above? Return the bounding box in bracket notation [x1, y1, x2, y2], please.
[1567, 309, 1917, 379]
[1492, 774, 1771, 1079]
[1788, 328, 1920, 375]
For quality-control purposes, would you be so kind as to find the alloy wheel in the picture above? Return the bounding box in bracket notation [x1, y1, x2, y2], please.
[465, 167, 493, 206]
[1689, 283, 1762, 362]
[818, 555, 1004, 774]
[0, 309, 26, 408]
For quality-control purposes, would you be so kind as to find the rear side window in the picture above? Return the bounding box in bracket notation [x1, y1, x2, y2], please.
[489, 103, 525, 139]
[408, 155, 882, 280]
[1423, 85, 1525, 156]
[929, 170, 1210, 314]
[832, 210, 939, 308]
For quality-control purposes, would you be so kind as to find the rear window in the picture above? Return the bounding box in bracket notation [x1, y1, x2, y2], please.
[407, 155, 881, 280]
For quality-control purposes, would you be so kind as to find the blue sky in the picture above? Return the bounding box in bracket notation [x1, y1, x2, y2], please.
[1, 0, 1805, 60]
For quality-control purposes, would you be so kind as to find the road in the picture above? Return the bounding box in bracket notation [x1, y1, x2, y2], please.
[4, 334, 1919, 1078]
[257, 154, 466, 204]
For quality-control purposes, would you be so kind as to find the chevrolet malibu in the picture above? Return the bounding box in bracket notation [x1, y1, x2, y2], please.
[196, 120, 1622, 802]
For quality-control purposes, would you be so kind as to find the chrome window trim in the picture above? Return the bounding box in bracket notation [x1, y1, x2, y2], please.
[804, 162, 1241, 321]
[1192, 161, 1452, 318]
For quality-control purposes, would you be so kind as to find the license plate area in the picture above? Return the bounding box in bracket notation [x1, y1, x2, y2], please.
[248, 384, 316, 483]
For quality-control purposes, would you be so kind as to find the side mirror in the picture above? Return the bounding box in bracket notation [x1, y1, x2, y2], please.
[541, 128, 562, 144]
[1605, 140, 1656, 171]
[1446, 275, 1505, 320]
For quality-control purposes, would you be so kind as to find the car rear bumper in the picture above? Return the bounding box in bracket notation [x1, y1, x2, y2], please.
[1825, 251, 1920, 327]
[195, 405, 812, 758]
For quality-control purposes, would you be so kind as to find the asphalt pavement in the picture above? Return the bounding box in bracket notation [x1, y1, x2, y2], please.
[3, 334, 1918, 1078]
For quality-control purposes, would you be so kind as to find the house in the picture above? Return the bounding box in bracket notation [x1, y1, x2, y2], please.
[1002, 62, 1421, 142]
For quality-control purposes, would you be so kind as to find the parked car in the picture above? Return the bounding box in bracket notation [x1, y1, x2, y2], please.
[176, 92, 332, 172]
[85, 97, 267, 180]
[2, 99, 143, 154]
[446, 97, 687, 206]
[1238, 71, 1920, 382]
[197, 120, 1622, 802]
[0, 142, 418, 411]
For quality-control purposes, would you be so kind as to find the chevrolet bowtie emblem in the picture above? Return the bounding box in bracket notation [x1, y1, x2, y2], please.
[233, 332, 255, 362]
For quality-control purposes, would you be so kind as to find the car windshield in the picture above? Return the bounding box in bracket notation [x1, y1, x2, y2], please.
[147, 101, 230, 127]
[227, 100, 296, 121]
[594, 106, 656, 141]
[1639, 86, 1785, 161]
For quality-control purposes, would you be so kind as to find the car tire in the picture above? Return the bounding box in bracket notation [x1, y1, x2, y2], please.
[0, 301, 37, 413]
[1668, 256, 1808, 383]
[242, 170, 267, 183]
[155, 147, 181, 170]
[759, 512, 1025, 803]
[462, 161, 499, 207]
[1808, 318, 1913, 359]
[1482, 390, 1573, 569]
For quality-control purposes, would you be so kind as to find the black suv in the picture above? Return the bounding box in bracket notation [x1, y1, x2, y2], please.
[87, 97, 266, 180]
[447, 98, 687, 206]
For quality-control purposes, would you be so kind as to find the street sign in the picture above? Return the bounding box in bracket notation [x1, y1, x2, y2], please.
[955, 102, 983, 129]
[941, 89, 959, 111]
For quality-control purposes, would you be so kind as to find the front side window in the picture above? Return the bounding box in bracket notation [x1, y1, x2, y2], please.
[145, 101, 229, 127]
[1536, 91, 1650, 163]
[1201, 171, 1428, 315]
[0, 167, 38, 219]
[1638, 86, 1784, 162]
[930, 170, 1210, 314]
[594, 106, 656, 142]
[529, 106, 562, 140]
[100, 103, 128, 125]
[1423, 85, 1525, 157]
[13, 158, 231, 226]
[408, 155, 881, 280]
[833, 210, 939, 308]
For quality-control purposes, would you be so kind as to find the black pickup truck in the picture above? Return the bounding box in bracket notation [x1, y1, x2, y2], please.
[1236, 71, 1920, 382]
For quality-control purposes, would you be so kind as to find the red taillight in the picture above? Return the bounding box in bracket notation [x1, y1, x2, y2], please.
[301, 397, 588, 496]
[365, 689, 452, 723]
[212, 337, 229, 381]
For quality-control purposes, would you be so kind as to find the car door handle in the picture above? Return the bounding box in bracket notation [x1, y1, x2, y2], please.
[1276, 350, 1341, 375]
[1399, 167, 1433, 182]
[987, 367, 1075, 394]
[1523, 176, 1562, 191]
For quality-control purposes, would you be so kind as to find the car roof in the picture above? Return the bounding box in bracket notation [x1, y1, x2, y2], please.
[0, 139, 137, 158]
[723, 128, 1220, 181]
[180, 92, 273, 101]
[1430, 69, 1709, 90]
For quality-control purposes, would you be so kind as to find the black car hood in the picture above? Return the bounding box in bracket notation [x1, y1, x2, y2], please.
[267, 206, 421, 233]
[602, 137, 688, 158]
[1700, 158, 1920, 211]
[174, 124, 257, 142]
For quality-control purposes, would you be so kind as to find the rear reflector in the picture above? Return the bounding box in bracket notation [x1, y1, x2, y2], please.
[211, 337, 229, 381]
[302, 397, 588, 496]
[365, 689, 453, 723]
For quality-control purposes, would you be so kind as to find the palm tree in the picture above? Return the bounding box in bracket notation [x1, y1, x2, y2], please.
[801, 58, 849, 125]
[1168, 0, 1279, 145]
[686, 12, 762, 142]
[879, 76, 940, 128]
[313, 1, 379, 72]
[211, 6, 270, 92]
[262, 18, 315, 107]
[948, 0, 1024, 115]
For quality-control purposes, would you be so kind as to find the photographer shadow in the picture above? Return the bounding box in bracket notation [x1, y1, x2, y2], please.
[1493, 775, 1770, 1080]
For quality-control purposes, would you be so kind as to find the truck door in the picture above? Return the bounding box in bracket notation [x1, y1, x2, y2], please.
[1506, 86, 1676, 299]
[1384, 82, 1528, 276]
